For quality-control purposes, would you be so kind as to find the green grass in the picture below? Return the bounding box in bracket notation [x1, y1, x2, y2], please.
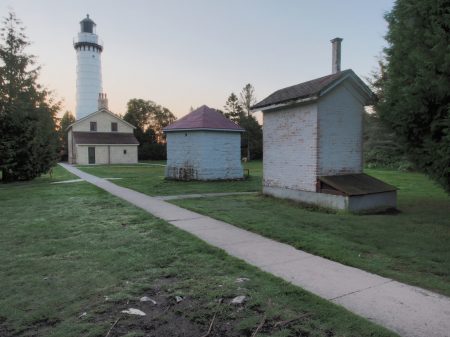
[0, 165, 396, 337]
[77, 161, 262, 196]
[173, 168, 450, 297]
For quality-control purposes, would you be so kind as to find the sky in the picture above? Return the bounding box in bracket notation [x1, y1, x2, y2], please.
[1, 0, 395, 119]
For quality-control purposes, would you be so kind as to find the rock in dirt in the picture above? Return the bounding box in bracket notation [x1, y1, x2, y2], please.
[121, 308, 146, 316]
[140, 296, 157, 304]
[175, 295, 183, 303]
[230, 295, 247, 305]
[235, 277, 250, 283]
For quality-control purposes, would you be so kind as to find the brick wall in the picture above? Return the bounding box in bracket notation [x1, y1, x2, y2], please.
[263, 104, 318, 192]
[166, 131, 243, 180]
[317, 81, 364, 176]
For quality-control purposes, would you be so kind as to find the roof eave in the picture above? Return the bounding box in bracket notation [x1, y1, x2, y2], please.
[163, 127, 245, 133]
[319, 71, 374, 104]
[251, 95, 319, 112]
[67, 109, 137, 130]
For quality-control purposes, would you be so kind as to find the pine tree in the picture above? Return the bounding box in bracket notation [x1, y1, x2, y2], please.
[379, 0, 450, 191]
[0, 12, 59, 182]
[224, 89, 262, 160]
[223, 93, 244, 123]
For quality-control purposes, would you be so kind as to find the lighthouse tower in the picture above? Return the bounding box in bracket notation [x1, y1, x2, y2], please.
[74, 15, 103, 120]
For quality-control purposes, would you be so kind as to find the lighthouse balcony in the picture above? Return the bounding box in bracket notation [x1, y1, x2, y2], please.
[73, 34, 103, 51]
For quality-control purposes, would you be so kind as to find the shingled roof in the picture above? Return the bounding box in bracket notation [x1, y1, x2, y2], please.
[73, 132, 139, 145]
[319, 173, 397, 196]
[252, 69, 373, 111]
[163, 105, 244, 132]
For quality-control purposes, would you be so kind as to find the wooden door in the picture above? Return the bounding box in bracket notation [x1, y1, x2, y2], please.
[88, 147, 95, 164]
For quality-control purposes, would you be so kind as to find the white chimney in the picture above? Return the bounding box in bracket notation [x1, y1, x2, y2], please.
[331, 37, 343, 74]
[98, 92, 108, 110]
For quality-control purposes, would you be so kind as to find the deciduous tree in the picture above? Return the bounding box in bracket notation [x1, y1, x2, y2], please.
[239, 83, 257, 117]
[123, 98, 176, 160]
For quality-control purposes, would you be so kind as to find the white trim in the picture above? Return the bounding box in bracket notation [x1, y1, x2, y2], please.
[320, 72, 373, 102]
[252, 96, 318, 112]
[163, 128, 245, 133]
[67, 108, 136, 130]
[76, 143, 139, 146]
[251, 70, 374, 112]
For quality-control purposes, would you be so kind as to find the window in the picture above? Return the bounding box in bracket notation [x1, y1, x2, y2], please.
[90, 121, 97, 131]
[123, 149, 127, 154]
[111, 122, 118, 132]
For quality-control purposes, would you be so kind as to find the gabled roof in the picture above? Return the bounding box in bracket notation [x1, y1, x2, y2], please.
[73, 132, 139, 145]
[163, 105, 244, 132]
[252, 69, 374, 111]
[319, 173, 397, 196]
[67, 108, 136, 131]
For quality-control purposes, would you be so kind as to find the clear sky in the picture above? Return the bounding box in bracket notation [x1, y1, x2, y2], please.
[1, 0, 394, 119]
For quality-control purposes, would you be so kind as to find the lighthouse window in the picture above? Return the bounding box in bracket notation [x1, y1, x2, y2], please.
[123, 149, 127, 155]
[90, 121, 97, 131]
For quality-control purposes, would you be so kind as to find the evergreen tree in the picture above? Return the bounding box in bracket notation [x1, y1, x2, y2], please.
[364, 59, 411, 169]
[0, 12, 59, 182]
[224, 90, 263, 160]
[223, 93, 244, 123]
[59, 111, 75, 161]
[379, 0, 450, 191]
[239, 115, 263, 160]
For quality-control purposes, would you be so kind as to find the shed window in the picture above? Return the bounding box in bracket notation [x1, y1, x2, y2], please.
[111, 122, 118, 132]
[90, 121, 97, 131]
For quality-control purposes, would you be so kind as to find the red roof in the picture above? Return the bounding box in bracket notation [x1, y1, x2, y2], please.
[163, 105, 244, 132]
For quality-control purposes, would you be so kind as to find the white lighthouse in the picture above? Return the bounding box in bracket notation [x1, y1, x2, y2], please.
[74, 15, 103, 120]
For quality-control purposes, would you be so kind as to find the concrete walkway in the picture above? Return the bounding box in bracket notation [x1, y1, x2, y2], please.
[59, 163, 450, 337]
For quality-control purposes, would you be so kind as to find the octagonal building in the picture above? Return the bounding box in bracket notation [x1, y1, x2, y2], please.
[163, 105, 245, 180]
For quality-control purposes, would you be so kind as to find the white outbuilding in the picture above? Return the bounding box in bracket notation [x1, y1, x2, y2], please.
[163, 105, 244, 180]
[251, 38, 397, 213]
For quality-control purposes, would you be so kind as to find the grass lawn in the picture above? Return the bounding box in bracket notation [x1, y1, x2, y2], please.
[76, 161, 450, 296]
[0, 165, 396, 337]
[77, 161, 262, 196]
[173, 168, 450, 297]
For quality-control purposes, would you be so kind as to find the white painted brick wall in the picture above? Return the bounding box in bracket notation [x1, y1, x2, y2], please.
[166, 131, 243, 180]
[73, 111, 134, 133]
[318, 82, 363, 176]
[263, 104, 318, 192]
[75, 145, 138, 165]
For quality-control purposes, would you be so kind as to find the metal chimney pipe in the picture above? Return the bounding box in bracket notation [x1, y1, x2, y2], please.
[331, 37, 343, 74]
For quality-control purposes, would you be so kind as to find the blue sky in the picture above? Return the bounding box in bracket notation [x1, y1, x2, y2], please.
[1, 0, 394, 118]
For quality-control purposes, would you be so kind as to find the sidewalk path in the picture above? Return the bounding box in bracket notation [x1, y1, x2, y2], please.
[59, 163, 450, 337]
